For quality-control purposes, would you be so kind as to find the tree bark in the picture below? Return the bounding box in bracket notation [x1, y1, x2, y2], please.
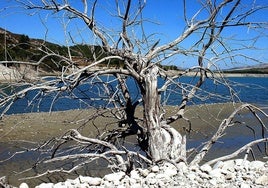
[143, 66, 186, 162]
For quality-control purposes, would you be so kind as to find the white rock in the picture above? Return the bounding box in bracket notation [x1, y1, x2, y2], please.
[155, 173, 169, 180]
[68, 178, 81, 185]
[79, 176, 102, 186]
[113, 179, 121, 186]
[117, 185, 129, 188]
[163, 162, 177, 170]
[209, 179, 217, 186]
[90, 178, 102, 186]
[200, 164, 212, 173]
[222, 160, 235, 172]
[76, 183, 89, 188]
[19, 183, 29, 188]
[240, 182, 251, 188]
[158, 181, 166, 187]
[78, 175, 90, 183]
[213, 161, 224, 169]
[209, 169, 223, 179]
[102, 181, 113, 187]
[187, 173, 196, 181]
[146, 178, 157, 185]
[194, 176, 204, 184]
[104, 171, 125, 182]
[250, 161, 265, 170]
[63, 181, 72, 187]
[120, 175, 130, 184]
[198, 172, 210, 179]
[128, 176, 137, 185]
[189, 165, 199, 172]
[235, 159, 250, 168]
[177, 162, 188, 173]
[53, 182, 66, 188]
[224, 172, 236, 180]
[138, 168, 149, 177]
[151, 165, 159, 172]
[130, 183, 143, 188]
[164, 168, 177, 177]
[35, 183, 54, 188]
[235, 159, 244, 166]
[147, 172, 156, 178]
[130, 170, 140, 180]
[255, 175, 268, 186]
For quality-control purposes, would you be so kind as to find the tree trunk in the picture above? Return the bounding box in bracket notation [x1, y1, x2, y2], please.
[143, 66, 186, 162]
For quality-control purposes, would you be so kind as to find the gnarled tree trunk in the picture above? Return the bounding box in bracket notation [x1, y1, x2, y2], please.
[142, 66, 186, 162]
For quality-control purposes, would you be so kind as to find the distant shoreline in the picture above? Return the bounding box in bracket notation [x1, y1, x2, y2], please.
[1, 66, 268, 83]
[165, 70, 268, 77]
[207, 72, 268, 77]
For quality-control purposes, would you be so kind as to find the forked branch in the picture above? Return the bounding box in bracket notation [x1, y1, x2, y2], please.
[191, 104, 268, 165]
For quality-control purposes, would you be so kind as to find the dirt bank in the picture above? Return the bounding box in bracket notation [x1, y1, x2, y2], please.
[0, 103, 240, 142]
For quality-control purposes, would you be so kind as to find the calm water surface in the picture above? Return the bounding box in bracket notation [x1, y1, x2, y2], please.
[3, 76, 268, 114]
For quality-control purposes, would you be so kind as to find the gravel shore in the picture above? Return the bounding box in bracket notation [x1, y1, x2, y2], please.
[12, 159, 266, 188]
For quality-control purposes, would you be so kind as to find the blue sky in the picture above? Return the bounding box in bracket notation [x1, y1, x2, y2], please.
[0, 1, 189, 44]
[0, 0, 267, 69]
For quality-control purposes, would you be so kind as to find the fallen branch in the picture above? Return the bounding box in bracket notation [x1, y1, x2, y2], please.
[205, 138, 268, 166]
[190, 103, 268, 165]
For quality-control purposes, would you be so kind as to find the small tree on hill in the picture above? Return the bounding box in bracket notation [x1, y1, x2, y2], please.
[0, 0, 267, 178]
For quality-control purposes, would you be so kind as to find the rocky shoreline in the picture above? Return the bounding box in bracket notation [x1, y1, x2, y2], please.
[5, 159, 264, 188]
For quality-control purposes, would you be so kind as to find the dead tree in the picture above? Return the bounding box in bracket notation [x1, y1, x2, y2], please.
[0, 0, 267, 177]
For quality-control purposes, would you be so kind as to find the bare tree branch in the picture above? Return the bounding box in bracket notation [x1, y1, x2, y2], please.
[205, 138, 268, 166]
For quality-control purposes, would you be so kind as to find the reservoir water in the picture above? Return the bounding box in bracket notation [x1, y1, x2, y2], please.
[2, 76, 268, 114]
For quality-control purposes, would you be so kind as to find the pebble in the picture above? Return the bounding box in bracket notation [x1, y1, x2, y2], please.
[250, 161, 265, 170]
[103, 171, 125, 182]
[19, 183, 29, 188]
[209, 168, 223, 178]
[164, 168, 177, 177]
[147, 172, 156, 178]
[222, 160, 235, 172]
[53, 182, 66, 188]
[138, 168, 149, 177]
[130, 170, 140, 180]
[240, 182, 251, 188]
[177, 161, 188, 172]
[187, 173, 196, 181]
[79, 176, 102, 186]
[151, 165, 159, 172]
[255, 175, 268, 186]
[209, 179, 218, 186]
[200, 164, 212, 173]
[36, 183, 54, 188]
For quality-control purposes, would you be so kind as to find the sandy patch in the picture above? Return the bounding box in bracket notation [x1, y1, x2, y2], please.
[0, 103, 241, 143]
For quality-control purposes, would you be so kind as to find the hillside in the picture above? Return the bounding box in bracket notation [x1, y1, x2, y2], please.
[223, 63, 268, 74]
[0, 28, 180, 72]
[0, 27, 69, 71]
[0, 28, 108, 72]
[0, 28, 267, 76]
